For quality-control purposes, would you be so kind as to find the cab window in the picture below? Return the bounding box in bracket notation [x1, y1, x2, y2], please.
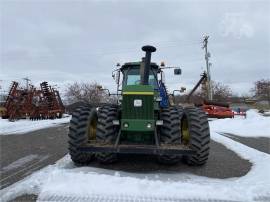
[123, 67, 158, 88]
[127, 69, 141, 85]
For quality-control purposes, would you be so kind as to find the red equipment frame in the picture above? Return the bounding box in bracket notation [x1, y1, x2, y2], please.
[3, 81, 65, 121]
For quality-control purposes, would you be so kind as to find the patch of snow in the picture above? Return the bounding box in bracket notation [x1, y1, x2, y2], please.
[0, 116, 71, 135]
[1, 109, 270, 201]
[1, 154, 38, 173]
[0, 155, 50, 189]
[1, 132, 270, 202]
[210, 109, 270, 137]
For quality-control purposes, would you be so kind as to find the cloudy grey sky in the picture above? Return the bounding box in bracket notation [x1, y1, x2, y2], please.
[1, 0, 270, 96]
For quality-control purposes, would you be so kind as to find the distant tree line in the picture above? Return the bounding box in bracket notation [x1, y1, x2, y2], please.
[175, 79, 270, 106]
[65, 82, 117, 106]
[174, 81, 233, 104]
[64, 79, 270, 107]
[251, 79, 270, 105]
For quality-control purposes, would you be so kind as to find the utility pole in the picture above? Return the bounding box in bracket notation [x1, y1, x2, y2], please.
[202, 35, 213, 100]
[22, 77, 31, 90]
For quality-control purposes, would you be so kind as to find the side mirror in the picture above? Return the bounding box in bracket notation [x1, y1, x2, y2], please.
[174, 68, 182, 75]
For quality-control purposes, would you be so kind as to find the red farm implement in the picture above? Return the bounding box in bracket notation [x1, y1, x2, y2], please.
[186, 72, 234, 119]
[3, 81, 65, 121]
[201, 100, 234, 119]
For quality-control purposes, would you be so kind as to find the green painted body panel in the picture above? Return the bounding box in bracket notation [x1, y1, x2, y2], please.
[121, 119, 155, 132]
[122, 85, 154, 122]
[122, 131, 153, 143]
[122, 85, 154, 93]
[121, 85, 155, 142]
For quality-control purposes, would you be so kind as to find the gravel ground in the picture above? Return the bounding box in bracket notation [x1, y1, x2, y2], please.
[220, 133, 270, 154]
[88, 140, 252, 178]
[9, 194, 37, 202]
[0, 124, 69, 190]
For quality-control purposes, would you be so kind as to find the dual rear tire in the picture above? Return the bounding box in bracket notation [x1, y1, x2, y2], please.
[68, 105, 119, 165]
[158, 106, 210, 166]
[158, 107, 182, 164]
[181, 107, 210, 165]
[68, 106, 97, 165]
[95, 105, 119, 164]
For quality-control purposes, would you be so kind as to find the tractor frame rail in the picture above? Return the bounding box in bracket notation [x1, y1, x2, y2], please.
[79, 142, 195, 155]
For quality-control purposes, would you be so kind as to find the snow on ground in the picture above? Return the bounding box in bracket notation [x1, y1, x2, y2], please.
[1, 133, 270, 201]
[210, 109, 270, 137]
[0, 155, 38, 173]
[0, 116, 71, 135]
[1, 110, 270, 201]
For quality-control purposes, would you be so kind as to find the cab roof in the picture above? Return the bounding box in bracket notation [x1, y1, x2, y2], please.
[120, 62, 159, 71]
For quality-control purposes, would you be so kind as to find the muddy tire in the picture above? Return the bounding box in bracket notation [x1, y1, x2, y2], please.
[68, 107, 97, 165]
[96, 105, 119, 164]
[182, 107, 210, 165]
[157, 107, 182, 164]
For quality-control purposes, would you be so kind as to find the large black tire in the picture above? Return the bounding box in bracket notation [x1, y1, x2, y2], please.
[158, 107, 182, 164]
[174, 106, 184, 121]
[95, 105, 119, 164]
[68, 107, 97, 165]
[182, 107, 210, 165]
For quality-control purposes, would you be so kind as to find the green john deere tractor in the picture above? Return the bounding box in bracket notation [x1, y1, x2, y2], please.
[68, 45, 210, 165]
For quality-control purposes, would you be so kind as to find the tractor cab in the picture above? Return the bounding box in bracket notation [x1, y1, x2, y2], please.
[112, 46, 182, 109]
[120, 62, 159, 88]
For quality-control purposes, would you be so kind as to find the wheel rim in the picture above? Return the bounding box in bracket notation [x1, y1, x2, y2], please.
[181, 117, 190, 145]
[88, 117, 97, 140]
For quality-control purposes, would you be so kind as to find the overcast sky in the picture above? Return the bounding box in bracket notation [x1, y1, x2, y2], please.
[1, 0, 270, 96]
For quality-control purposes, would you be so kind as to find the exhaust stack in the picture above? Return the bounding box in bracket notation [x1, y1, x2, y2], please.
[141, 45, 156, 85]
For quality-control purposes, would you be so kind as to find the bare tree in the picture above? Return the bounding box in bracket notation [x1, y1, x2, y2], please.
[212, 81, 232, 102]
[193, 81, 232, 102]
[251, 79, 270, 105]
[65, 82, 109, 105]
